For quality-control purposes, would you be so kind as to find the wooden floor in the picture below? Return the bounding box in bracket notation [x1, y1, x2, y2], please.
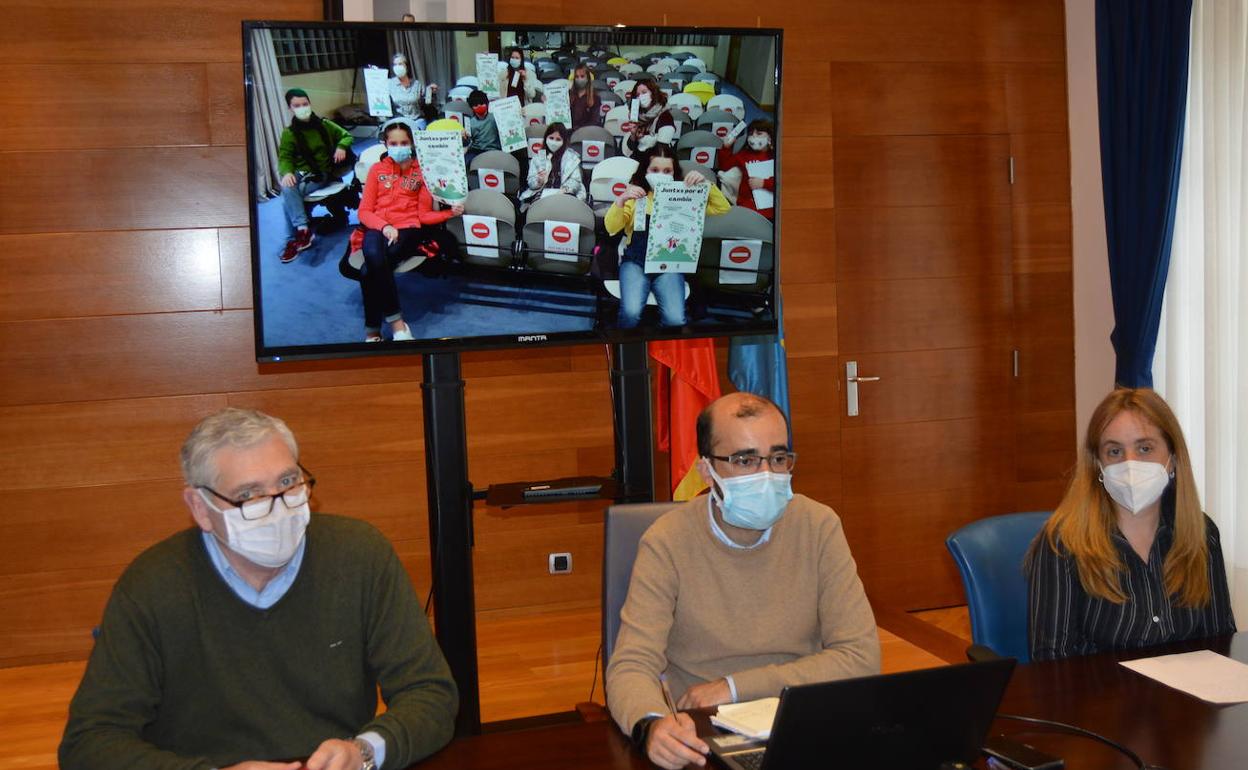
[0, 603, 971, 770]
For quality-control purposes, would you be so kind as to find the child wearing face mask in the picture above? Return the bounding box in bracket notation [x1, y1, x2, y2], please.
[568, 64, 602, 129]
[497, 46, 540, 106]
[387, 52, 437, 127]
[356, 120, 465, 342]
[276, 88, 357, 263]
[462, 89, 502, 166]
[604, 146, 730, 328]
[625, 79, 676, 160]
[1025, 388, 1236, 662]
[718, 119, 776, 220]
[518, 122, 586, 213]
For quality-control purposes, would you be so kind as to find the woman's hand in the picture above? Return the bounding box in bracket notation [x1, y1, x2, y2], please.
[382, 224, 399, 245]
[684, 170, 707, 187]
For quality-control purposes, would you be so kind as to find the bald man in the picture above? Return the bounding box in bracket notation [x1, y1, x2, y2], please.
[605, 393, 880, 770]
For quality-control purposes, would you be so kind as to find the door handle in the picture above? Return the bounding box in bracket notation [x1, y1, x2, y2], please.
[846, 361, 880, 417]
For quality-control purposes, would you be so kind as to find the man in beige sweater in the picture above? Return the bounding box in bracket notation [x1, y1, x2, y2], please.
[605, 392, 880, 769]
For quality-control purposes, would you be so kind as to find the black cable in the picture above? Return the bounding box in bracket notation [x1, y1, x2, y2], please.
[588, 642, 603, 703]
[995, 713, 1168, 770]
[424, 584, 434, 616]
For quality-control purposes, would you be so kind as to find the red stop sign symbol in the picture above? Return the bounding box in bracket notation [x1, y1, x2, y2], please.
[484, 173, 500, 188]
[551, 225, 573, 243]
[608, 78, 619, 87]
[586, 144, 601, 158]
[471, 222, 491, 239]
[729, 246, 752, 264]
[694, 150, 710, 164]
[621, 121, 636, 133]
[612, 182, 626, 196]
[601, 103, 612, 115]
[529, 117, 541, 126]
[681, 106, 690, 114]
[532, 141, 543, 154]
[715, 126, 728, 137]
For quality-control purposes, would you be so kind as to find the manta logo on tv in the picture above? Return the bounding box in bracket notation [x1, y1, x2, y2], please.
[517, 334, 548, 342]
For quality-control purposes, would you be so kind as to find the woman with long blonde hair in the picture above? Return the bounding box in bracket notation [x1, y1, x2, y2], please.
[1026, 388, 1235, 660]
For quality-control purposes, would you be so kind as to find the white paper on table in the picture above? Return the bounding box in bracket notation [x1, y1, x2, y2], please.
[477, 168, 505, 192]
[462, 214, 499, 259]
[1120, 650, 1248, 704]
[543, 220, 581, 261]
[363, 67, 393, 118]
[719, 239, 762, 284]
[476, 53, 500, 99]
[490, 95, 528, 153]
[710, 697, 779, 740]
[581, 139, 606, 165]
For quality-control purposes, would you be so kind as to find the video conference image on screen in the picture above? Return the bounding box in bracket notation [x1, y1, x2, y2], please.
[245, 22, 780, 360]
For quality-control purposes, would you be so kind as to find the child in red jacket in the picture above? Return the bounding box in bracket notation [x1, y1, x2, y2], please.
[717, 119, 776, 220]
[357, 120, 464, 342]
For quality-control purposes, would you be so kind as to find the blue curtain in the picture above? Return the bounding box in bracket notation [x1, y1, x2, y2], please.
[728, 293, 791, 444]
[1096, 0, 1193, 387]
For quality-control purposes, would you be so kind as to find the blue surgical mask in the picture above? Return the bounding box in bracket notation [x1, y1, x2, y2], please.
[706, 464, 793, 530]
[388, 144, 413, 163]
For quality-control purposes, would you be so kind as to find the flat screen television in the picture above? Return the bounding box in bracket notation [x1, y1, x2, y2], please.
[243, 20, 782, 362]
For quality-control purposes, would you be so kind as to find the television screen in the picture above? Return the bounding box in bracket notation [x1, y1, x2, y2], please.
[243, 21, 782, 361]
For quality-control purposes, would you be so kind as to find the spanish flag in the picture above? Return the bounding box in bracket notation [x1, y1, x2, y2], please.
[650, 338, 722, 501]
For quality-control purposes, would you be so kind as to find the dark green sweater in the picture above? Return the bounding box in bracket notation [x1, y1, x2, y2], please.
[59, 515, 457, 770]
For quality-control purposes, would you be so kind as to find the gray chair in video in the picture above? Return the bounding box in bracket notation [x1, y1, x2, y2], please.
[521, 193, 597, 275]
[444, 188, 518, 268]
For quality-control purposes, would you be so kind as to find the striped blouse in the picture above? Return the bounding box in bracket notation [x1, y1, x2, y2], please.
[1026, 503, 1236, 661]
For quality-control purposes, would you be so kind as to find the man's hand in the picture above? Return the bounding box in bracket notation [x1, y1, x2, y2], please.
[220, 762, 301, 770]
[333, 148, 348, 164]
[281, 173, 297, 188]
[304, 738, 362, 770]
[676, 678, 732, 710]
[646, 713, 709, 769]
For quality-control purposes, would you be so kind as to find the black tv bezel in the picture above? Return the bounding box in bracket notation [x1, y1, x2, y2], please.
[242, 19, 783, 363]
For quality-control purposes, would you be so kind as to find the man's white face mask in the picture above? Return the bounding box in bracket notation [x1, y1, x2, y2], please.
[200, 487, 311, 568]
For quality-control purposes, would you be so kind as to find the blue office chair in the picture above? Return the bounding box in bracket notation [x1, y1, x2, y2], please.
[945, 511, 1050, 663]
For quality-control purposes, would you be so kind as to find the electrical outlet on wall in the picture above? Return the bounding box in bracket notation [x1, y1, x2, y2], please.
[548, 552, 572, 574]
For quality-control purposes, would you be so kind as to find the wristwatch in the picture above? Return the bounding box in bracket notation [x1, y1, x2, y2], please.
[352, 737, 377, 770]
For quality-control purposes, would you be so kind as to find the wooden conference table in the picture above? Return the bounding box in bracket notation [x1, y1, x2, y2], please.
[419, 633, 1248, 770]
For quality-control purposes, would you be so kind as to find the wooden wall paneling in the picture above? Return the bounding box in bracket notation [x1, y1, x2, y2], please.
[0, 567, 127, 666]
[0, 64, 212, 149]
[0, 230, 222, 322]
[983, 0, 1068, 64]
[780, 61, 833, 137]
[779, 137, 836, 208]
[0, 148, 249, 234]
[1008, 133, 1072, 206]
[837, 275, 1012, 354]
[787, 356, 842, 509]
[834, 135, 1012, 208]
[836, 348, 1015, 427]
[1004, 63, 1070, 134]
[841, 417, 1015, 498]
[0, 395, 227, 491]
[0, 1, 323, 64]
[462, 370, 614, 453]
[472, 523, 604, 610]
[1013, 271, 1075, 414]
[781, 209, 838, 284]
[1012, 204, 1073, 274]
[841, 482, 1017, 609]
[830, 63, 1007, 136]
[779, 283, 838, 359]
[835, 206, 1011, 282]
[217, 227, 254, 309]
[208, 62, 246, 147]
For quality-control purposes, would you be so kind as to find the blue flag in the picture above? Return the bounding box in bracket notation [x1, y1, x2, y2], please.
[728, 294, 791, 434]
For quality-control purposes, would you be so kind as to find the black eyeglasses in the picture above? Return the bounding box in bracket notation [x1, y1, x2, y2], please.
[199, 465, 316, 521]
[706, 451, 797, 474]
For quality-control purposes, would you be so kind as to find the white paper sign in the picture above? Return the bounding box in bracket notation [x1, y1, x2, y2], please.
[719, 239, 762, 284]
[644, 182, 710, 274]
[689, 146, 717, 168]
[746, 159, 775, 209]
[491, 95, 527, 153]
[543, 220, 581, 261]
[413, 131, 469, 203]
[581, 139, 606, 165]
[476, 53, 500, 99]
[544, 79, 573, 128]
[363, 67, 393, 118]
[710, 122, 735, 141]
[477, 168, 505, 192]
[629, 98, 640, 121]
[725, 120, 748, 141]
[632, 198, 647, 232]
[463, 214, 499, 259]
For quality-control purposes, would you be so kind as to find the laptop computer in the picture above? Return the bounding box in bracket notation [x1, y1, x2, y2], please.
[707, 657, 1016, 770]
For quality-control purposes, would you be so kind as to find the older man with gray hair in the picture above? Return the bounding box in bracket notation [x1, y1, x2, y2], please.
[60, 408, 457, 770]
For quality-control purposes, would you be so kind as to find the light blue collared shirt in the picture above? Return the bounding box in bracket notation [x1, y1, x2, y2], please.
[201, 533, 386, 767]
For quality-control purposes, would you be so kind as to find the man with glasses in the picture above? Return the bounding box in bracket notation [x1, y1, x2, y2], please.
[60, 408, 457, 770]
[606, 392, 880, 770]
